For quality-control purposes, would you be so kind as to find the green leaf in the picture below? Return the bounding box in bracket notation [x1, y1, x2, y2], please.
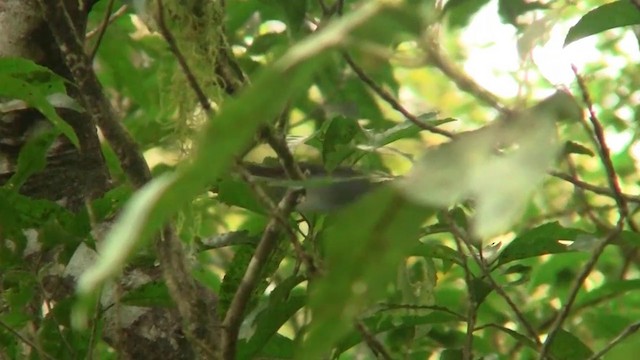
[563, 140, 594, 157]
[409, 242, 463, 265]
[120, 282, 174, 307]
[371, 119, 424, 147]
[548, 329, 594, 360]
[498, 0, 547, 28]
[495, 222, 589, 267]
[335, 311, 461, 355]
[248, 32, 288, 55]
[252, 333, 295, 359]
[240, 290, 306, 359]
[468, 277, 492, 306]
[217, 178, 266, 214]
[6, 128, 58, 190]
[440, 349, 464, 360]
[274, 0, 307, 33]
[301, 186, 434, 357]
[489, 324, 538, 350]
[575, 279, 640, 309]
[399, 93, 568, 238]
[0, 188, 73, 231]
[0, 58, 79, 147]
[322, 116, 364, 170]
[443, 0, 491, 28]
[75, 0, 405, 305]
[192, 253, 222, 292]
[564, 1, 640, 46]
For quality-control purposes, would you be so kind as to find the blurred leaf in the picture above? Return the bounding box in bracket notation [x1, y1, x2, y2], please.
[397, 256, 437, 311]
[495, 222, 589, 266]
[410, 242, 463, 265]
[440, 348, 464, 360]
[0, 58, 79, 147]
[0, 188, 73, 231]
[76, 1, 405, 303]
[563, 140, 595, 157]
[443, 0, 491, 28]
[248, 32, 288, 55]
[240, 289, 306, 359]
[302, 186, 434, 357]
[565, 1, 640, 46]
[502, 264, 531, 286]
[273, 0, 307, 33]
[91, 185, 133, 222]
[490, 324, 538, 350]
[251, 333, 295, 359]
[218, 244, 257, 317]
[498, 0, 547, 28]
[370, 117, 433, 147]
[575, 279, 640, 309]
[335, 311, 461, 355]
[217, 178, 266, 214]
[548, 329, 594, 360]
[6, 128, 58, 190]
[192, 254, 222, 292]
[322, 116, 364, 169]
[121, 282, 174, 307]
[469, 277, 492, 306]
[399, 93, 571, 238]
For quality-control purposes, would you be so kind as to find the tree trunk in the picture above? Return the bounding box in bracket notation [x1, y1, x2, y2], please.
[0, 1, 199, 358]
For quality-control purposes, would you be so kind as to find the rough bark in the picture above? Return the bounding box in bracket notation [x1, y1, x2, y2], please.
[0, 1, 202, 358]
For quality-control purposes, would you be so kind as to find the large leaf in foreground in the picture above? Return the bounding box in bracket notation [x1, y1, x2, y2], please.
[301, 186, 434, 358]
[75, 0, 414, 319]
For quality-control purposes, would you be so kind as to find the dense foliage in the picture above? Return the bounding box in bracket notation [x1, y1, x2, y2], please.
[1, 0, 640, 359]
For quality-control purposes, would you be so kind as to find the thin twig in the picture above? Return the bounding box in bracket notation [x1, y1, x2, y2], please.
[343, 53, 454, 138]
[571, 65, 638, 232]
[86, 286, 103, 360]
[448, 215, 541, 348]
[355, 320, 393, 360]
[316, 0, 329, 14]
[379, 303, 466, 320]
[588, 320, 640, 360]
[198, 231, 259, 250]
[422, 29, 510, 116]
[36, 281, 75, 355]
[155, 0, 212, 113]
[0, 319, 56, 360]
[236, 166, 316, 273]
[261, 127, 307, 180]
[550, 171, 640, 204]
[221, 189, 303, 360]
[538, 219, 624, 359]
[563, 155, 610, 229]
[86, 4, 128, 38]
[448, 218, 477, 360]
[88, 0, 116, 60]
[509, 273, 636, 357]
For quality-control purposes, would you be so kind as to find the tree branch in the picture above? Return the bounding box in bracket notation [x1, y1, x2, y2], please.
[221, 189, 303, 360]
[571, 65, 638, 232]
[588, 320, 640, 360]
[447, 214, 541, 349]
[88, 0, 116, 60]
[538, 220, 624, 359]
[155, 0, 212, 113]
[355, 320, 393, 360]
[37, 0, 151, 189]
[343, 53, 454, 138]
